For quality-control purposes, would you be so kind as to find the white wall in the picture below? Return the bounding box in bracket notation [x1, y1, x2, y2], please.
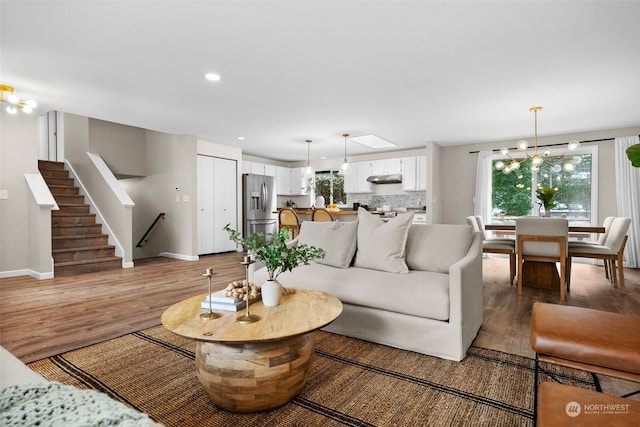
[0, 110, 46, 276]
[121, 131, 198, 260]
[89, 119, 146, 177]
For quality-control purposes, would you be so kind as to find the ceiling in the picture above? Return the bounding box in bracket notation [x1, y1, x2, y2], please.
[2, 1, 639, 162]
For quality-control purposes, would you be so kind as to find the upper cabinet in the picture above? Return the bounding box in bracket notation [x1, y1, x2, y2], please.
[242, 161, 276, 177]
[370, 158, 402, 176]
[276, 166, 308, 195]
[401, 156, 427, 191]
[343, 161, 373, 193]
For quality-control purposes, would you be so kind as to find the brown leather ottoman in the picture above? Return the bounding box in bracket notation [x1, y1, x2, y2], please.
[537, 382, 640, 427]
[530, 302, 640, 382]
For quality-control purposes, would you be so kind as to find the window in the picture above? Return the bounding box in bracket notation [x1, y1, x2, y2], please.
[313, 170, 346, 206]
[491, 146, 597, 225]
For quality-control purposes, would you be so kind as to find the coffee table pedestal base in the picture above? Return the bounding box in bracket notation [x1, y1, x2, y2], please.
[195, 332, 315, 412]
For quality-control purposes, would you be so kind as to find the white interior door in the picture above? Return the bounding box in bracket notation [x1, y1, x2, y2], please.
[197, 155, 215, 254]
[213, 157, 237, 252]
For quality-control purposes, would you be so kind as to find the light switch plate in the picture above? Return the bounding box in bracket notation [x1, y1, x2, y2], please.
[0, 189, 8, 200]
[182, 194, 189, 202]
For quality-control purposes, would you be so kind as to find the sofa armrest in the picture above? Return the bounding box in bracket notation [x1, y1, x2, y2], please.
[448, 231, 483, 326]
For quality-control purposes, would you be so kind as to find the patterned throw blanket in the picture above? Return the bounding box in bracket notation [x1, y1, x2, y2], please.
[0, 383, 162, 426]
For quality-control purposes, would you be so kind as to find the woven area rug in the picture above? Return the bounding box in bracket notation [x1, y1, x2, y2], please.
[27, 326, 596, 426]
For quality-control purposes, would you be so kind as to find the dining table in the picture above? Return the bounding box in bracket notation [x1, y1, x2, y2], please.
[484, 223, 606, 290]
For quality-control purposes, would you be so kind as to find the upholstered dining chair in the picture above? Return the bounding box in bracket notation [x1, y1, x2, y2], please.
[467, 216, 516, 284]
[567, 217, 631, 290]
[568, 216, 615, 281]
[516, 217, 568, 301]
[278, 208, 300, 240]
[311, 208, 334, 222]
[475, 215, 514, 243]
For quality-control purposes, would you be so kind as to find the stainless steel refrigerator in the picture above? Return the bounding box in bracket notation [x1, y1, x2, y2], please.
[243, 174, 277, 239]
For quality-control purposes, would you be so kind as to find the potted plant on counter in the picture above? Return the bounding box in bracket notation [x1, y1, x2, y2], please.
[223, 225, 324, 306]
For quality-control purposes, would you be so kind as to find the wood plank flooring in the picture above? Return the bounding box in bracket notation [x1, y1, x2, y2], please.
[1, 253, 638, 398]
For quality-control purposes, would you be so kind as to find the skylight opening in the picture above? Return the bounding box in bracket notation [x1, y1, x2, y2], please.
[349, 134, 396, 149]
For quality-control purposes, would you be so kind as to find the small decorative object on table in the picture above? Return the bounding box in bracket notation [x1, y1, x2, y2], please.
[536, 187, 558, 217]
[224, 225, 324, 307]
[200, 267, 220, 320]
[237, 256, 260, 324]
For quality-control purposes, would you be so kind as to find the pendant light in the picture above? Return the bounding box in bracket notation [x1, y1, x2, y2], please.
[304, 139, 314, 178]
[338, 133, 352, 175]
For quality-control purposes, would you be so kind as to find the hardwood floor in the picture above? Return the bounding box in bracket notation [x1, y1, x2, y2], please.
[1, 253, 638, 398]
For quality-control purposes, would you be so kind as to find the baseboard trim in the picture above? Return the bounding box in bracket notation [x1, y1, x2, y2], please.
[0, 269, 54, 280]
[159, 252, 199, 262]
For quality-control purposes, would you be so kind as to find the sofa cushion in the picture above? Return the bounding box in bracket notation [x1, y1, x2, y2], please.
[257, 262, 450, 321]
[297, 220, 358, 268]
[354, 208, 413, 273]
[405, 224, 473, 273]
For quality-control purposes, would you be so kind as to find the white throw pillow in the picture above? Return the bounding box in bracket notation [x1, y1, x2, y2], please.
[297, 220, 358, 269]
[353, 208, 413, 273]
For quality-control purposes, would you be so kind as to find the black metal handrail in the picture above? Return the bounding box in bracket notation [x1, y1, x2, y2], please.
[136, 213, 165, 247]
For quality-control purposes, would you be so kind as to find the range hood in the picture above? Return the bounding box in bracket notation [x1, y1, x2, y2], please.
[366, 173, 402, 184]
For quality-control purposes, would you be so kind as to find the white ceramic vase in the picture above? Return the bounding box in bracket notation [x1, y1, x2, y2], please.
[261, 280, 282, 307]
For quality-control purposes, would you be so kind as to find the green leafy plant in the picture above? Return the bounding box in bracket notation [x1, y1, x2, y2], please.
[224, 225, 324, 281]
[536, 187, 558, 211]
[626, 143, 640, 167]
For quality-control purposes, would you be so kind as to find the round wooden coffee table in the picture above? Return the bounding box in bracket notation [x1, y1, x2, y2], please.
[161, 289, 342, 413]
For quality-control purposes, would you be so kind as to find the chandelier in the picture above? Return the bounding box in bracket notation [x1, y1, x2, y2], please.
[338, 133, 352, 175]
[0, 84, 37, 114]
[495, 106, 581, 174]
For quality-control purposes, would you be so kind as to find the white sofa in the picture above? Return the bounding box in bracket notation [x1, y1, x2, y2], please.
[252, 209, 484, 361]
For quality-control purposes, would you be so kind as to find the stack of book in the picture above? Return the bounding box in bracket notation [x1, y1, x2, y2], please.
[201, 290, 251, 312]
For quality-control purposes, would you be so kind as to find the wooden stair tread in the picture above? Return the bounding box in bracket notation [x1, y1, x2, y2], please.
[54, 257, 121, 267]
[51, 212, 96, 216]
[52, 234, 107, 240]
[54, 224, 101, 228]
[52, 245, 116, 253]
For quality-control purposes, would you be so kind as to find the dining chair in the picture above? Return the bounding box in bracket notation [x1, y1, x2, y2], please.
[467, 216, 516, 285]
[516, 217, 568, 301]
[311, 208, 334, 222]
[568, 216, 615, 281]
[475, 215, 514, 243]
[567, 217, 631, 290]
[278, 208, 300, 240]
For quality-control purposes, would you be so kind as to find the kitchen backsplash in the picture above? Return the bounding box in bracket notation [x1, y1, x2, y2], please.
[347, 192, 426, 209]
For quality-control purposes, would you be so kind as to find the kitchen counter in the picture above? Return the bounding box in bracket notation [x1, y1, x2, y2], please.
[275, 209, 375, 216]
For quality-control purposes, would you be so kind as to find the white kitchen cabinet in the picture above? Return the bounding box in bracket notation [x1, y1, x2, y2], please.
[243, 161, 277, 177]
[401, 156, 427, 191]
[263, 164, 277, 177]
[371, 158, 402, 176]
[344, 161, 372, 193]
[276, 166, 308, 195]
[290, 167, 308, 195]
[276, 166, 290, 195]
[197, 155, 238, 254]
[242, 160, 253, 174]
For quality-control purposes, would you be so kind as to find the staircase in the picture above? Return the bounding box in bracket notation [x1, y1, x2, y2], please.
[38, 160, 122, 275]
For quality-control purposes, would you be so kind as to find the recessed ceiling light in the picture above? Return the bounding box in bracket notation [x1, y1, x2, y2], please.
[349, 134, 396, 149]
[236, 136, 246, 140]
[205, 73, 221, 81]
